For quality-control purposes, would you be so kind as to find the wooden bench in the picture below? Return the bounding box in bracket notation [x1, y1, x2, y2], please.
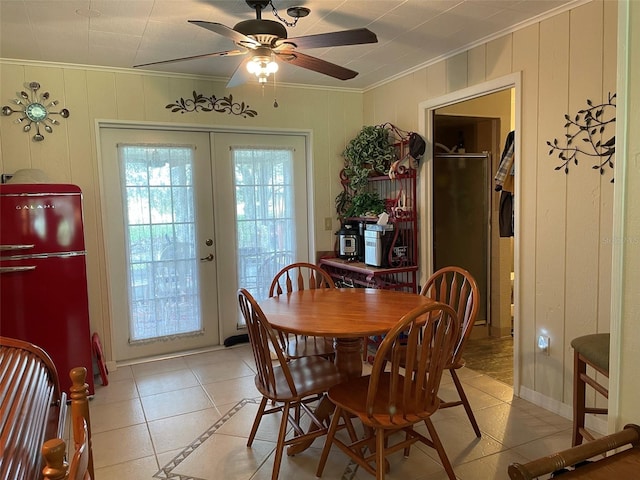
[0, 336, 93, 480]
[508, 423, 640, 479]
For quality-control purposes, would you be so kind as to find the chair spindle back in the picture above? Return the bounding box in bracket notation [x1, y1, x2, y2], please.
[268, 262, 335, 297]
[421, 267, 479, 367]
[368, 302, 459, 423]
[238, 288, 296, 398]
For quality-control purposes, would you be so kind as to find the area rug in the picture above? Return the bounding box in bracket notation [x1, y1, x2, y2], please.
[153, 398, 359, 480]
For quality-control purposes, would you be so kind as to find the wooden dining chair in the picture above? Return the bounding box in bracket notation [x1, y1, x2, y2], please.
[316, 302, 460, 480]
[268, 262, 336, 360]
[422, 266, 481, 437]
[378, 266, 481, 438]
[237, 288, 346, 480]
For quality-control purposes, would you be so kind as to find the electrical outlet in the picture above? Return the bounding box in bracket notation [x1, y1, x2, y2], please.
[324, 217, 332, 231]
[537, 335, 550, 355]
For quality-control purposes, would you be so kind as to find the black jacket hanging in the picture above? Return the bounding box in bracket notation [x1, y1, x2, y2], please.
[496, 131, 515, 237]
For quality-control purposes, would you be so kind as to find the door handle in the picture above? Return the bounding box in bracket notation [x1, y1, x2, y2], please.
[0, 266, 37, 273]
[0, 244, 35, 251]
[200, 253, 214, 262]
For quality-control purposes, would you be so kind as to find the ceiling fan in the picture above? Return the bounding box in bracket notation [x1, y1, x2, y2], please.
[134, 0, 377, 87]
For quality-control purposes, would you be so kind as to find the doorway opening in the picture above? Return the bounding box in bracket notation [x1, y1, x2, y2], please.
[419, 73, 520, 388]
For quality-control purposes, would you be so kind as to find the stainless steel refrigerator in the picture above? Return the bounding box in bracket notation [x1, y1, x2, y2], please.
[0, 183, 95, 395]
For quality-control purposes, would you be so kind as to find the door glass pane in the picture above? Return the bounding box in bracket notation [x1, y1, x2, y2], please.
[233, 147, 296, 303]
[119, 145, 202, 342]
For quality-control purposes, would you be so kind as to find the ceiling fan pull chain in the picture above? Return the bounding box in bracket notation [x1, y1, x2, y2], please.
[273, 71, 279, 108]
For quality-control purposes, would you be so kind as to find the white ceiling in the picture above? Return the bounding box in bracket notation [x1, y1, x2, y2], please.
[0, 0, 580, 90]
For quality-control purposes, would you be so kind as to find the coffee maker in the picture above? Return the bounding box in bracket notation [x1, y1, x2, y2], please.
[336, 222, 364, 260]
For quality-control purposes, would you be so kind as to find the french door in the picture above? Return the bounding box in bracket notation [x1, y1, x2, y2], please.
[212, 132, 309, 335]
[100, 127, 309, 361]
[101, 128, 218, 361]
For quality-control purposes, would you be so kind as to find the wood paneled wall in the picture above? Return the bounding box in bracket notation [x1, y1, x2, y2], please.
[363, 0, 617, 412]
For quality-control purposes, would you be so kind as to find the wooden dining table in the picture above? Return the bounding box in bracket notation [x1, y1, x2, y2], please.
[260, 287, 437, 378]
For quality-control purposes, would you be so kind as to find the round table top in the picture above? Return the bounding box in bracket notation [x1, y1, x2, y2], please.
[260, 288, 436, 338]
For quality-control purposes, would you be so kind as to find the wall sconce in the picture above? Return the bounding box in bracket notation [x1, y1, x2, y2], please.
[1, 82, 70, 142]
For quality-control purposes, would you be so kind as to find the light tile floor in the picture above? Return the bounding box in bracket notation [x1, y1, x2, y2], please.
[86, 344, 573, 480]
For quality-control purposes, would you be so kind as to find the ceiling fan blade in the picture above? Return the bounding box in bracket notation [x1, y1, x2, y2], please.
[189, 20, 260, 49]
[226, 58, 253, 88]
[276, 51, 358, 80]
[279, 28, 377, 50]
[134, 49, 246, 68]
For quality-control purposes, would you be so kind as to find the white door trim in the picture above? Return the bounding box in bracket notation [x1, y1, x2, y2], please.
[417, 71, 522, 392]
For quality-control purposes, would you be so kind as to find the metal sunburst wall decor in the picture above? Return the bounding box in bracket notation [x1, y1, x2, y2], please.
[547, 92, 616, 182]
[166, 91, 258, 118]
[2, 82, 70, 141]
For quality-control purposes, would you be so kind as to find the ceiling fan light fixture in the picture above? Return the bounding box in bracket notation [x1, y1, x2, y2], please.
[247, 54, 278, 83]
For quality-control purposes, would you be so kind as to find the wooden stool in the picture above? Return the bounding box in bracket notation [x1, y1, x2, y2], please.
[571, 333, 609, 446]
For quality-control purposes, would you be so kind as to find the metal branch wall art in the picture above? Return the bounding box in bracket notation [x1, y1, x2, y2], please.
[2, 82, 70, 141]
[166, 91, 258, 118]
[547, 92, 616, 182]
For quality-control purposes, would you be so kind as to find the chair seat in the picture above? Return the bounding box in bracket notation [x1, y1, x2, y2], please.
[328, 372, 440, 428]
[570, 334, 610, 373]
[257, 355, 346, 402]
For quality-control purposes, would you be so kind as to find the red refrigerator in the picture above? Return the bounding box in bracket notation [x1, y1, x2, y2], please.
[0, 183, 95, 395]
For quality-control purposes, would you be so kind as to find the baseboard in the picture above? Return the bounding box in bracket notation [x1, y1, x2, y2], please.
[106, 360, 117, 373]
[518, 385, 608, 436]
[489, 325, 512, 337]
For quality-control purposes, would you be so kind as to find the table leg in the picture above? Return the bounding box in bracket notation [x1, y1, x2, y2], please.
[334, 337, 364, 378]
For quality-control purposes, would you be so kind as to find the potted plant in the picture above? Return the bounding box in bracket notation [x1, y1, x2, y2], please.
[336, 190, 386, 219]
[342, 125, 395, 192]
[336, 125, 395, 218]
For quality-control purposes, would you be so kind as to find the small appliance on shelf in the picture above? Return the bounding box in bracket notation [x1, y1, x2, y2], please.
[364, 224, 394, 267]
[336, 224, 360, 260]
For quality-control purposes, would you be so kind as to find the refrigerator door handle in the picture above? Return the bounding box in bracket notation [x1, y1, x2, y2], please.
[0, 244, 35, 251]
[0, 266, 37, 274]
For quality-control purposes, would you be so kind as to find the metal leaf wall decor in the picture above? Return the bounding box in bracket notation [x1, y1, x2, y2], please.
[547, 92, 615, 182]
[166, 91, 258, 118]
